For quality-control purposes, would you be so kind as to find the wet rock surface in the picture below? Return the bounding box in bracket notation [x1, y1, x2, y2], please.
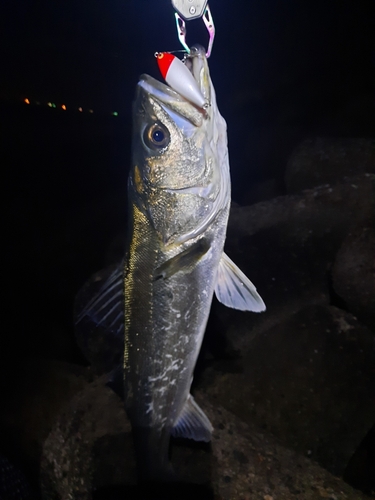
[41, 378, 370, 500]
[0, 453, 36, 500]
[199, 305, 375, 477]
[213, 174, 375, 354]
[332, 225, 375, 330]
[0, 359, 91, 497]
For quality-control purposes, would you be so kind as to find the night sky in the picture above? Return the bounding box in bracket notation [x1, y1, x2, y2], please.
[1, 0, 374, 116]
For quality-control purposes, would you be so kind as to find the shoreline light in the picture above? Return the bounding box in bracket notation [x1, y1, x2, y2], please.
[22, 98, 120, 116]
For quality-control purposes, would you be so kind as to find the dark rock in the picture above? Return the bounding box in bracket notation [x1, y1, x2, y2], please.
[205, 396, 371, 500]
[41, 377, 135, 500]
[332, 225, 375, 331]
[199, 305, 375, 478]
[344, 423, 375, 497]
[215, 174, 374, 355]
[0, 453, 36, 500]
[0, 359, 90, 493]
[316, 94, 375, 138]
[285, 138, 375, 194]
[239, 177, 284, 206]
[40, 378, 369, 500]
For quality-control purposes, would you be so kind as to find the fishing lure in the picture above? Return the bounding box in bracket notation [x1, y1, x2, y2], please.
[156, 52, 206, 108]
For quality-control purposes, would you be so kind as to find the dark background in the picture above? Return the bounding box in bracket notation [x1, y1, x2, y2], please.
[0, 0, 374, 494]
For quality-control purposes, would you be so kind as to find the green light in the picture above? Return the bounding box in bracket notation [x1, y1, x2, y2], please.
[111, 111, 118, 116]
[52, 103, 56, 108]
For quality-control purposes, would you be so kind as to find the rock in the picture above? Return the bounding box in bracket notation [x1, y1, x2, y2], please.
[317, 94, 375, 138]
[332, 225, 375, 331]
[344, 423, 375, 497]
[40, 377, 135, 500]
[40, 378, 369, 500]
[0, 453, 36, 500]
[205, 399, 370, 500]
[285, 138, 375, 194]
[238, 177, 284, 206]
[0, 359, 90, 492]
[199, 305, 375, 478]
[214, 174, 374, 355]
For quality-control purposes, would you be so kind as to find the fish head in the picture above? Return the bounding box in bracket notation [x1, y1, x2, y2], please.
[130, 46, 230, 246]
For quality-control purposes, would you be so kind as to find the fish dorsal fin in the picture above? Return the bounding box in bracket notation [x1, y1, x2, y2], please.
[215, 252, 266, 312]
[172, 394, 213, 442]
[75, 263, 124, 335]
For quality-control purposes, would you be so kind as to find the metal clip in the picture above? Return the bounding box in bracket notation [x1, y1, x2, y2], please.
[171, 0, 208, 20]
[202, 5, 215, 57]
[172, 3, 215, 58]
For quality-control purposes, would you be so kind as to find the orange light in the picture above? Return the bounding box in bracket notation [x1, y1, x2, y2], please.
[24, 98, 30, 104]
[78, 107, 83, 112]
[62, 104, 66, 110]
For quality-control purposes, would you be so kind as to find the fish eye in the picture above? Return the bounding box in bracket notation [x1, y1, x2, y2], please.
[144, 123, 170, 150]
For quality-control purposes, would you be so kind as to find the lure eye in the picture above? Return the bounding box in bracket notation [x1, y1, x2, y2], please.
[144, 123, 170, 150]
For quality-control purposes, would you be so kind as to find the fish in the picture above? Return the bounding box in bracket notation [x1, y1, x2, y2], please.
[75, 45, 265, 482]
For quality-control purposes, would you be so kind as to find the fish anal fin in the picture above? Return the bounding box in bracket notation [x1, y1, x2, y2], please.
[172, 394, 213, 442]
[215, 252, 266, 312]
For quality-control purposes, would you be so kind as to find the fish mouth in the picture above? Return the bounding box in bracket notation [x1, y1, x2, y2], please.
[139, 45, 208, 104]
[138, 74, 185, 108]
[137, 46, 210, 127]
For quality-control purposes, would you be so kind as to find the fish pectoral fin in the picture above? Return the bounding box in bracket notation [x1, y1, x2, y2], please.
[154, 239, 210, 281]
[215, 252, 266, 312]
[75, 262, 124, 333]
[171, 394, 213, 442]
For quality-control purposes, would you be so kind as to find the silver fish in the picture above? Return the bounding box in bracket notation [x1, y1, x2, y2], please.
[76, 45, 265, 481]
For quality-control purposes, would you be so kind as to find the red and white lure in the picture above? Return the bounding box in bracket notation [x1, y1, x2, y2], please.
[156, 52, 206, 109]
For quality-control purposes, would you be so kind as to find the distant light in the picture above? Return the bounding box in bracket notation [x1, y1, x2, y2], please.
[52, 103, 56, 108]
[111, 111, 118, 116]
[78, 107, 83, 112]
[88, 109, 94, 113]
[24, 98, 30, 104]
[62, 104, 66, 110]
[36, 101, 40, 105]
[47, 102, 52, 107]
